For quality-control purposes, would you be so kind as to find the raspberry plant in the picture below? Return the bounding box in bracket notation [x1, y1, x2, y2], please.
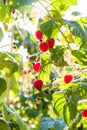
[0, 0, 87, 130]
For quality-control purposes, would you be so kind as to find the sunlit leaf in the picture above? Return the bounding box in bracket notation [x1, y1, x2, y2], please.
[3, 104, 27, 130]
[8, 120, 20, 130]
[50, 0, 77, 12]
[3, 103, 16, 121]
[0, 1, 6, 21]
[53, 91, 66, 117]
[63, 101, 77, 126]
[0, 77, 7, 96]
[40, 18, 60, 38]
[71, 49, 87, 65]
[39, 54, 51, 84]
[0, 118, 11, 130]
[49, 46, 68, 66]
[0, 28, 3, 41]
[64, 20, 87, 45]
[0, 52, 18, 76]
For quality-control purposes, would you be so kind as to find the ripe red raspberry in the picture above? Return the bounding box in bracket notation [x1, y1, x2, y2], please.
[81, 109, 87, 117]
[46, 38, 55, 48]
[35, 30, 43, 40]
[39, 42, 48, 52]
[33, 62, 42, 72]
[64, 74, 73, 83]
[33, 80, 43, 91]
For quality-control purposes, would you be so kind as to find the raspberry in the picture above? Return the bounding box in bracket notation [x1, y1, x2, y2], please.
[46, 38, 55, 48]
[39, 42, 48, 52]
[35, 30, 43, 40]
[64, 74, 73, 83]
[81, 109, 87, 117]
[33, 80, 43, 91]
[33, 62, 42, 72]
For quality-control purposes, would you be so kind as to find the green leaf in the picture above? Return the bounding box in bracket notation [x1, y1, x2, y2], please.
[8, 0, 38, 14]
[0, 77, 7, 96]
[8, 120, 20, 130]
[0, 1, 6, 21]
[73, 82, 87, 100]
[64, 20, 87, 45]
[9, 53, 23, 96]
[0, 118, 11, 130]
[40, 116, 67, 130]
[71, 49, 87, 65]
[0, 52, 18, 76]
[49, 46, 68, 66]
[53, 91, 66, 117]
[25, 32, 39, 54]
[0, 28, 3, 41]
[39, 54, 51, 84]
[54, 118, 67, 130]
[25, 109, 39, 118]
[50, 0, 77, 12]
[13, 109, 27, 130]
[40, 116, 54, 130]
[63, 101, 77, 126]
[0, 89, 8, 104]
[40, 18, 59, 38]
[71, 112, 82, 128]
[3, 103, 16, 121]
[3, 104, 27, 130]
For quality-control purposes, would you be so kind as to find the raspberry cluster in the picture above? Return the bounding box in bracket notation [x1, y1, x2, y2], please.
[35, 30, 55, 52]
